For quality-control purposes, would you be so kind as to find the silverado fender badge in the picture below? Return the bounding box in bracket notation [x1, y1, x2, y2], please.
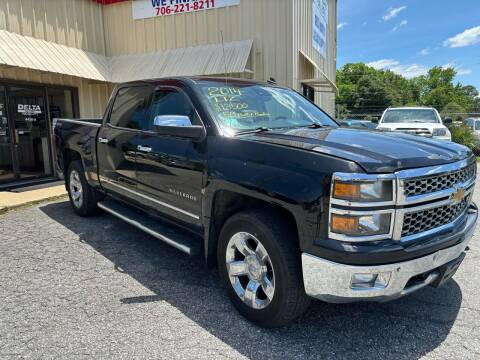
[169, 188, 197, 202]
[450, 186, 466, 205]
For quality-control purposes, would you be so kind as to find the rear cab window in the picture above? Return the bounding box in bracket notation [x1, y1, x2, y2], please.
[109, 86, 152, 130]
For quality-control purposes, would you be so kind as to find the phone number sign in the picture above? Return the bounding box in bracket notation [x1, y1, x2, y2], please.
[133, 0, 240, 20]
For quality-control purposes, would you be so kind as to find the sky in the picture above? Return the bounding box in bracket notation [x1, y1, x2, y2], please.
[337, 0, 480, 89]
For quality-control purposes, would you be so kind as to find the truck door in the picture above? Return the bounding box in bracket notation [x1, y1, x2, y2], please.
[97, 85, 152, 194]
[134, 86, 206, 227]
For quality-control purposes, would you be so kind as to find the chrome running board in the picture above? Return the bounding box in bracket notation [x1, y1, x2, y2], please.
[98, 199, 200, 256]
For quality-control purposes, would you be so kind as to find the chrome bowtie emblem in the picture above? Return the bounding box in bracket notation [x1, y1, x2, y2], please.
[450, 186, 466, 204]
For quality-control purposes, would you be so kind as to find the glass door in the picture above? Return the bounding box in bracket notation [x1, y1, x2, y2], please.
[0, 86, 15, 183]
[9, 85, 52, 180]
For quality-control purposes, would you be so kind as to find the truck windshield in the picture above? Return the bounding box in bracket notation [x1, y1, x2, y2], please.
[196, 81, 337, 132]
[382, 109, 440, 124]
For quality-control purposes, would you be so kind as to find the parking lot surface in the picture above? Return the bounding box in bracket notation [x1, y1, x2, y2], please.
[1, 179, 480, 360]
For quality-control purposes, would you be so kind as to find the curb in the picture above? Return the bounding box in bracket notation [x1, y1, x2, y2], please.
[0, 194, 68, 215]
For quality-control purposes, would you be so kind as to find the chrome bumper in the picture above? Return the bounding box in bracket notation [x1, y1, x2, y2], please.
[302, 208, 477, 303]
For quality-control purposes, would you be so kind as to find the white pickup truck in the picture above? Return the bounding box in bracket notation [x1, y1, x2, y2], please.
[465, 117, 480, 141]
[376, 107, 452, 141]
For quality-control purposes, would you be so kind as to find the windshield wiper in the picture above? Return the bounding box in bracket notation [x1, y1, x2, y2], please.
[235, 123, 326, 135]
[235, 127, 272, 136]
[305, 123, 324, 129]
[294, 123, 325, 129]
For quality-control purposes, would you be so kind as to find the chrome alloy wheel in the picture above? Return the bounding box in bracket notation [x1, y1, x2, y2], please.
[225, 232, 275, 309]
[69, 169, 83, 209]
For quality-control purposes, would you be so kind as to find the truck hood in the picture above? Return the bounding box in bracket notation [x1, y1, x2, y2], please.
[243, 127, 471, 173]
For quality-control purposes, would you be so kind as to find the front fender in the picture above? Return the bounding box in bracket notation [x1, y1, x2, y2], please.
[202, 137, 363, 261]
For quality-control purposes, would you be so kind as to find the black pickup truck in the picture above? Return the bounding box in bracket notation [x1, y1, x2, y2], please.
[54, 77, 477, 327]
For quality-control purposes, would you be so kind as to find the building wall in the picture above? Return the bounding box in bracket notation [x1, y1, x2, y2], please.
[0, 0, 106, 54]
[0, 0, 336, 117]
[0, 68, 112, 118]
[293, 0, 337, 114]
[101, 0, 294, 88]
[0, 0, 110, 117]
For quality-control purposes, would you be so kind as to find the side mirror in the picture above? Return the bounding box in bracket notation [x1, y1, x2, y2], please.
[443, 117, 453, 125]
[371, 117, 379, 124]
[153, 115, 206, 142]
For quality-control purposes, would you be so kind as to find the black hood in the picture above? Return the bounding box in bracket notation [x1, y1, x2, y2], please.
[241, 127, 471, 173]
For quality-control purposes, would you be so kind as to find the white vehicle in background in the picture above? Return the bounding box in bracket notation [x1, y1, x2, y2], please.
[376, 107, 452, 141]
[464, 118, 480, 141]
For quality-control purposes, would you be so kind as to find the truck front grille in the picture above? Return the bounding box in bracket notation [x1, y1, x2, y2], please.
[401, 195, 471, 237]
[404, 163, 476, 197]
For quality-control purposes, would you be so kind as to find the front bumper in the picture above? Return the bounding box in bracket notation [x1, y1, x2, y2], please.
[302, 207, 477, 303]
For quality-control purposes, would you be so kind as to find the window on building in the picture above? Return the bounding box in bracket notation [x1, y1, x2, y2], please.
[301, 84, 315, 102]
[109, 86, 152, 129]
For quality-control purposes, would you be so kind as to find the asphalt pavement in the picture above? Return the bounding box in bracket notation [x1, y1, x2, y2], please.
[1, 179, 480, 359]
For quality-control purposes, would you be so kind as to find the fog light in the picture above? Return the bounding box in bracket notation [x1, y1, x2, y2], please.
[351, 272, 391, 289]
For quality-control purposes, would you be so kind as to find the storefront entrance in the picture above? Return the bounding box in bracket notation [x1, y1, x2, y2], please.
[0, 83, 77, 186]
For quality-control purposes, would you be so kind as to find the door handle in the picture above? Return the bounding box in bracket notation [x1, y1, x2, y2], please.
[137, 145, 152, 153]
[98, 137, 109, 144]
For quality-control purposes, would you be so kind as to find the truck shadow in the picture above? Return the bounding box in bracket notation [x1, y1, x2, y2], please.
[40, 201, 462, 360]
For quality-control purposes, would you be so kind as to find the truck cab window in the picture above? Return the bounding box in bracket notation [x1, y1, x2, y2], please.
[109, 86, 152, 130]
[145, 89, 196, 131]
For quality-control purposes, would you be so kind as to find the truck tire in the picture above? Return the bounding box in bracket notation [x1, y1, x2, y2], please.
[66, 160, 99, 217]
[217, 210, 311, 327]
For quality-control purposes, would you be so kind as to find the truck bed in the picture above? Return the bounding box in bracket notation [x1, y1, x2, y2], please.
[53, 117, 103, 127]
[53, 118, 103, 181]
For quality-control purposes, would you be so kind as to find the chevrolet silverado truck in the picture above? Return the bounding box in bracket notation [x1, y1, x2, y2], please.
[54, 77, 477, 327]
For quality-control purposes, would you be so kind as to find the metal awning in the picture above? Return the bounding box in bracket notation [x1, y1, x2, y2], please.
[0, 29, 111, 81]
[0, 30, 253, 84]
[109, 40, 254, 83]
[299, 50, 337, 93]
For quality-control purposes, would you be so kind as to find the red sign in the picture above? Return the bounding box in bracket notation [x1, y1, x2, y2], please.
[92, 0, 128, 5]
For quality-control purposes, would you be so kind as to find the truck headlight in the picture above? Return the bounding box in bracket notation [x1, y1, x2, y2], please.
[432, 128, 447, 137]
[329, 173, 396, 241]
[332, 179, 393, 203]
[330, 213, 391, 237]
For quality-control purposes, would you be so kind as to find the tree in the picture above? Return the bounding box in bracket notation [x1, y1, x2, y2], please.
[441, 102, 464, 122]
[449, 124, 478, 150]
[355, 75, 397, 110]
[410, 67, 475, 111]
[335, 63, 417, 117]
[336, 63, 478, 117]
[335, 103, 350, 119]
[462, 85, 479, 98]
